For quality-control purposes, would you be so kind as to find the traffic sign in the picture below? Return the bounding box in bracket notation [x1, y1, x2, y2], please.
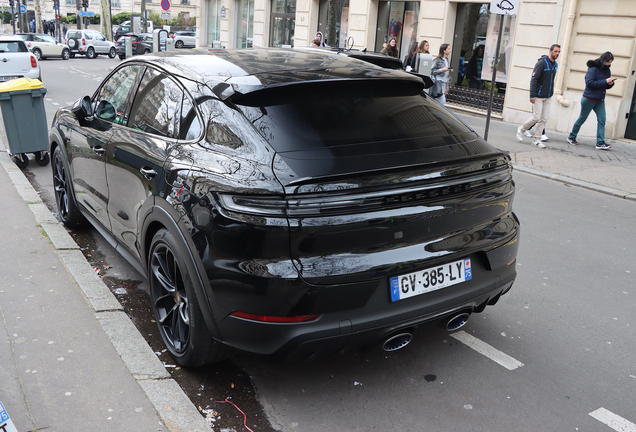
[78, 11, 94, 17]
[161, 10, 171, 20]
[490, 0, 519, 15]
[19, 4, 26, 13]
[161, 0, 170, 11]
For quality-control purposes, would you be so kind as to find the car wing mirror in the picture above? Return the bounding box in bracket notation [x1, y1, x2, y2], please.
[72, 96, 93, 121]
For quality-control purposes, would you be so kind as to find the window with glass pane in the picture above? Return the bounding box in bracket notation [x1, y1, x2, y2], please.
[235, 0, 254, 48]
[317, 0, 349, 47]
[207, 0, 222, 44]
[129, 68, 184, 138]
[270, 0, 295, 47]
[94, 65, 141, 124]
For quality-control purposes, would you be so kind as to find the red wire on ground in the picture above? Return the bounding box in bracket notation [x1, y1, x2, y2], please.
[215, 398, 255, 432]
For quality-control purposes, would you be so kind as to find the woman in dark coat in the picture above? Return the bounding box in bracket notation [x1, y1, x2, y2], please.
[567, 51, 615, 150]
[403, 41, 418, 70]
[466, 45, 484, 89]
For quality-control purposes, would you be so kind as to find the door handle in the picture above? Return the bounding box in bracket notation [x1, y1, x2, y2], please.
[92, 145, 106, 155]
[140, 167, 157, 180]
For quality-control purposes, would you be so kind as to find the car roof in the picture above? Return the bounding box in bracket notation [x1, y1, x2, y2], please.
[134, 48, 424, 100]
[0, 36, 24, 42]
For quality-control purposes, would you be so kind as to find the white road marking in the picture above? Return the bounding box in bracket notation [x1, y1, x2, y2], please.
[589, 408, 636, 432]
[450, 330, 524, 370]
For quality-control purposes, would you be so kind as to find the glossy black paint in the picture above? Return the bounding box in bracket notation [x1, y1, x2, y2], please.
[49, 48, 520, 363]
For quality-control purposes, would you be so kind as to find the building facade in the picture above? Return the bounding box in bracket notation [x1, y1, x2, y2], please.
[196, 0, 636, 141]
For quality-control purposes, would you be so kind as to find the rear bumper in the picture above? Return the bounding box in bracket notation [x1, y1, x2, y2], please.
[214, 251, 517, 362]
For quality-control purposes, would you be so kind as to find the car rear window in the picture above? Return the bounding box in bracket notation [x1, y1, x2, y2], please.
[0, 41, 28, 53]
[235, 82, 474, 153]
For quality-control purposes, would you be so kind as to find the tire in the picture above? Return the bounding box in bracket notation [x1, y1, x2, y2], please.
[148, 229, 231, 367]
[34, 151, 50, 166]
[62, 48, 70, 60]
[12, 154, 28, 169]
[70, 52, 75, 58]
[143, 48, 150, 54]
[67, 38, 78, 49]
[119, 54, 126, 60]
[86, 47, 96, 59]
[175, 40, 184, 49]
[52, 146, 87, 229]
[33, 48, 42, 60]
[108, 47, 116, 59]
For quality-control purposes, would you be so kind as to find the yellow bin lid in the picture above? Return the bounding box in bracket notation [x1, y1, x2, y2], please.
[0, 78, 44, 93]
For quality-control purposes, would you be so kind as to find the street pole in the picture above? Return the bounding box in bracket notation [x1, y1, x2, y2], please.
[483, 14, 504, 142]
[76, 0, 81, 28]
[10, 0, 16, 34]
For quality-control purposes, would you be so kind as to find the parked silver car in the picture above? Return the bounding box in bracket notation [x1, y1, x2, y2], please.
[0, 36, 41, 82]
[173, 31, 196, 48]
[64, 29, 117, 59]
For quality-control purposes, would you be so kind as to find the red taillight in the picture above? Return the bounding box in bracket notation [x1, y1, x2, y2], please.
[230, 312, 320, 323]
[30, 56, 37, 68]
[82, 38, 85, 45]
[132, 41, 138, 45]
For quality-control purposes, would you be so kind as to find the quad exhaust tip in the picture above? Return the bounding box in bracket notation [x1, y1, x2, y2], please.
[383, 333, 413, 352]
[445, 313, 471, 331]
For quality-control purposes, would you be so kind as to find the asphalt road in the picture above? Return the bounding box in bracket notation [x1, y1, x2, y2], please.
[21, 58, 636, 432]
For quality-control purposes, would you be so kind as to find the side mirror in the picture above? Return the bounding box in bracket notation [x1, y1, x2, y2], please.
[72, 96, 93, 120]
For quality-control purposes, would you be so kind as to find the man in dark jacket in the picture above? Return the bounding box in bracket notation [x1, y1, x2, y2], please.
[516, 44, 561, 148]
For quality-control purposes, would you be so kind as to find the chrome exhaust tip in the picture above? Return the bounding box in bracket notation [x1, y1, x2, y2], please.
[445, 313, 470, 331]
[382, 333, 413, 352]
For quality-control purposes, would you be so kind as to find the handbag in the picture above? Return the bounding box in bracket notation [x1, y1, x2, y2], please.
[429, 79, 444, 98]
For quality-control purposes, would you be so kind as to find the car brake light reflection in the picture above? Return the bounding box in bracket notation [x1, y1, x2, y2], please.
[230, 312, 320, 323]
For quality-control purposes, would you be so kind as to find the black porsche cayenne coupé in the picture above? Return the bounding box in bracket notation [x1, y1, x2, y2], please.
[50, 48, 519, 366]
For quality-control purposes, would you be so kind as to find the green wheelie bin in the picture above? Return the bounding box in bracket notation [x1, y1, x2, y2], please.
[0, 78, 49, 169]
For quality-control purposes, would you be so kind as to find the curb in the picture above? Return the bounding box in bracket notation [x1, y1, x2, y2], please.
[512, 164, 636, 202]
[0, 151, 210, 432]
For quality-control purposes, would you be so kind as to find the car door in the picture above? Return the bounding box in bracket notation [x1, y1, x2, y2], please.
[105, 65, 190, 259]
[93, 32, 109, 54]
[41, 34, 61, 56]
[34, 34, 53, 57]
[68, 64, 142, 231]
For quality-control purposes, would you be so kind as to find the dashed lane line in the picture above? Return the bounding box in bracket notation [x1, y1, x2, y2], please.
[590, 408, 636, 432]
[450, 330, 524, 370]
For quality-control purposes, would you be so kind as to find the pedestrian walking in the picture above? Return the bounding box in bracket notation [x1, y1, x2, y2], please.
[515, 44, 561, 148]
[313, 31, 328, 47]
[417, 40, 429, 54]
[43, 20, 49, 35]
[380, 37, 399, 58]
[403, 41, 418, 71]
[430, 43, 452, 106]
[567, 51, 615, 150]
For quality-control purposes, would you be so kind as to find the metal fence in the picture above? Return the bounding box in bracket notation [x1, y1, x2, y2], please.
[446, 86, 505, 113]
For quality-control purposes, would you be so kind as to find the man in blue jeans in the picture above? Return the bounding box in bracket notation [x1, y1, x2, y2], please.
[567, 52, 615, 150]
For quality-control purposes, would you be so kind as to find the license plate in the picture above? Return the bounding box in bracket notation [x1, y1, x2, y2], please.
[390, 258, 472, 302]
[0, 76, 20, 82]
[0, 401, 19, 432]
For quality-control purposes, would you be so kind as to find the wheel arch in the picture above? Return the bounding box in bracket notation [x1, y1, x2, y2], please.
[141, 201, 222, 340]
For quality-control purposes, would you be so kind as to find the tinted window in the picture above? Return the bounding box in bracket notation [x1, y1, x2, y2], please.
[237, 85, 474, 152]
[0, 41, 28, 52]
[94, 65, 141, 124]
[128, 68, 183, 138]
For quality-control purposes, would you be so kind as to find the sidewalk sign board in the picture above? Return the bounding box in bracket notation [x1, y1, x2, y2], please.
[484, 0, 519, 140]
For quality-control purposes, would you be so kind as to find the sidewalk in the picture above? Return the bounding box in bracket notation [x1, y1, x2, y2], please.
[454, 111, 636, 200]
[0, 148, 209, 431]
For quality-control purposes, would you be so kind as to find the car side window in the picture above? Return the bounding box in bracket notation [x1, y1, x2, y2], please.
[95, 33, 105, 41]
[85, 32, 93, 40]
[180, 95, 202, 141]
[94, 65, 141, 124]
[128, 68, 183, 138]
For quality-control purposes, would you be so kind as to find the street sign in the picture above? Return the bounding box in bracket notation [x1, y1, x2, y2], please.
[161, 0, 170, 11]
[19, 4, 26, 13]
[161, 10, 171, 20]
[490, 0, 519, 15]
[78, 11, 94, 17]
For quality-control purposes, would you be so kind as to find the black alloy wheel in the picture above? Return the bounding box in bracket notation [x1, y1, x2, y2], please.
[149, 229, 230, 367]
[52, 146, 87, 228]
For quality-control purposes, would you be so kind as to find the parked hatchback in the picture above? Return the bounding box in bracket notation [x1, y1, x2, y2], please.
[64, 29, 116, 59]
[115, 33, 153, 59]
[17, 33, 71, 60]
[0, 36, 40, 82]
[49, 49, 519, 367]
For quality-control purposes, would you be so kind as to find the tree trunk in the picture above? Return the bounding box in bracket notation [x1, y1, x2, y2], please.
[35, 0, 42, 33]
[100, 0, 112, 39]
